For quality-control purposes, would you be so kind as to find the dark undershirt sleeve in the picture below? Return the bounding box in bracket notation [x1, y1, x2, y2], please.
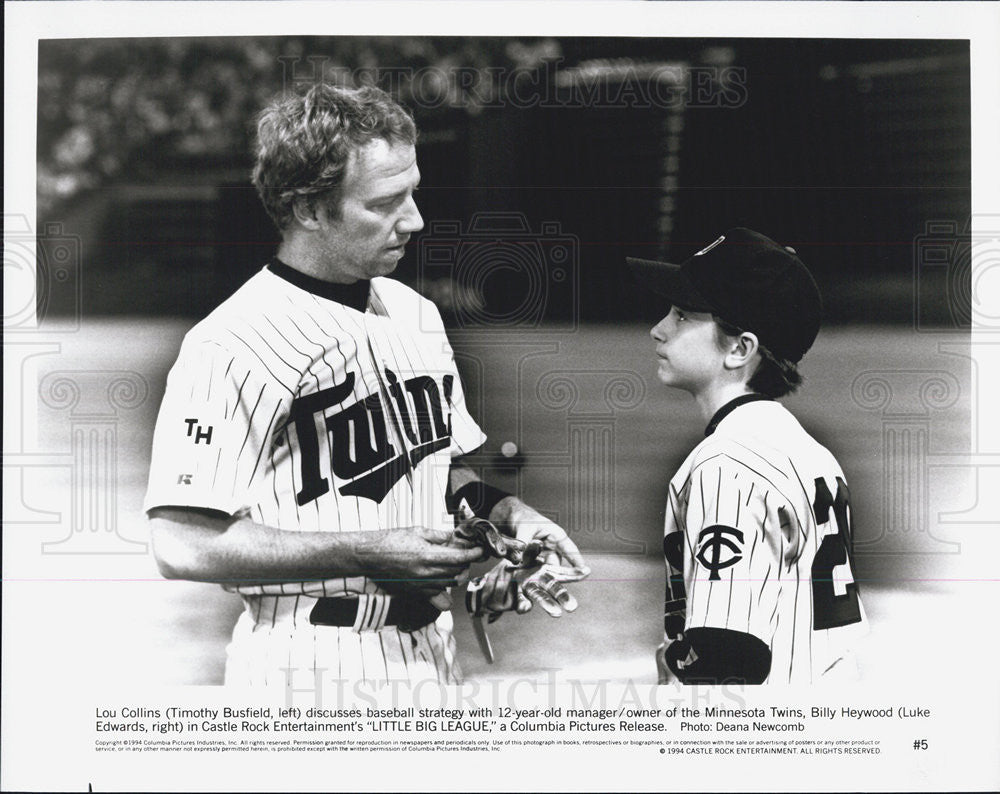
[668, 627, 772, 685]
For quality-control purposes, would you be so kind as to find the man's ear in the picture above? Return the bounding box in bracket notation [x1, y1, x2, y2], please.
[724, 331, 760, 371]
[291, 194, 322, 229]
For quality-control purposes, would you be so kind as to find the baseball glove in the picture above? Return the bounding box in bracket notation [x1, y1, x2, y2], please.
[453, 516, 531, 565]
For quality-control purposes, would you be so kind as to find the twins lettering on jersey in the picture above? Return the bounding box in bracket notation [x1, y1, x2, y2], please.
[291, 366, 454, 506]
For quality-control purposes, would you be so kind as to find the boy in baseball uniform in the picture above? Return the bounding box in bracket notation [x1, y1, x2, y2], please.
[628, 228, 867, 685]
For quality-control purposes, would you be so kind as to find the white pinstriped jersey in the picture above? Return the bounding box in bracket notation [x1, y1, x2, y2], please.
[145, 263, 485, 685]
[662, 399, 868, 684]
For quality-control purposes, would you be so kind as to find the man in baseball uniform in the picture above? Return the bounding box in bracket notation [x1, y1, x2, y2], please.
[145, 84, 588, 688]
[628, 228, 868, 685]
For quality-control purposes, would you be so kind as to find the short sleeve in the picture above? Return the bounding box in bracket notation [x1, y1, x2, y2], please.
[444, 356, 486, 456]
[413, 295, 486, 456]
[143, 339, 290, 516]
[682, 456, 795, 645]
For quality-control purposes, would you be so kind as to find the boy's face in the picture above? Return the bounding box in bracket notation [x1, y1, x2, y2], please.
[649, 306, 728, 394]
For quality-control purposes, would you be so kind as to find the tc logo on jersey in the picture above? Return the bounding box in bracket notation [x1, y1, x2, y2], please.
[695, 525, 744, 580]
[291, 367, 454, 506]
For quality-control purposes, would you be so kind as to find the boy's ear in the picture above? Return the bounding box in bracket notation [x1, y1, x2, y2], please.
[724, 331, 760, 370]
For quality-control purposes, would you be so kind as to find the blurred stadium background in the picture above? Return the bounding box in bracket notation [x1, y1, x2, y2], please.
[20, 36, 977, 684]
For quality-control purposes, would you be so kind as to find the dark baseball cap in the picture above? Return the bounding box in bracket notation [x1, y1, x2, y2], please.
[627, 227, 822, 363]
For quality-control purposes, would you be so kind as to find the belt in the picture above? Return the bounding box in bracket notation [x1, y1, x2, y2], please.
[309, 596, 441, 633]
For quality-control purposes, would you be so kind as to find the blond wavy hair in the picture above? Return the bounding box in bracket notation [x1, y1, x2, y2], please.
[252, 83, 416, 231]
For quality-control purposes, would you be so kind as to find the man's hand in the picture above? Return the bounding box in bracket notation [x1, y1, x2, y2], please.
[357, 527, 482, 603]
[468, 556, 587, 619]
[149, 508, 478, 612]
[468, 502, 590, 619]
[507, 502, 590, 588]
[452, 517, 532, 565]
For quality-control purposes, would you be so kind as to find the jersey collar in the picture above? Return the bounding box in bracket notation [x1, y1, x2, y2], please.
[267, 257, 371, 312]
[705, 393, 773, 437]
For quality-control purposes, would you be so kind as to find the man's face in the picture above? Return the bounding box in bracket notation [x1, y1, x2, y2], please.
[314, 138, 423, 282]
[649, 306, 727, 394]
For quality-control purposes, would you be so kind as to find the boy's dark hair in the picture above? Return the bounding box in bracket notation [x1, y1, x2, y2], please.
[714, 317, 803, 398]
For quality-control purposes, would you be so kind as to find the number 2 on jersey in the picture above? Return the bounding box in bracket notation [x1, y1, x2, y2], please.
[811, 477, 863, 630]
